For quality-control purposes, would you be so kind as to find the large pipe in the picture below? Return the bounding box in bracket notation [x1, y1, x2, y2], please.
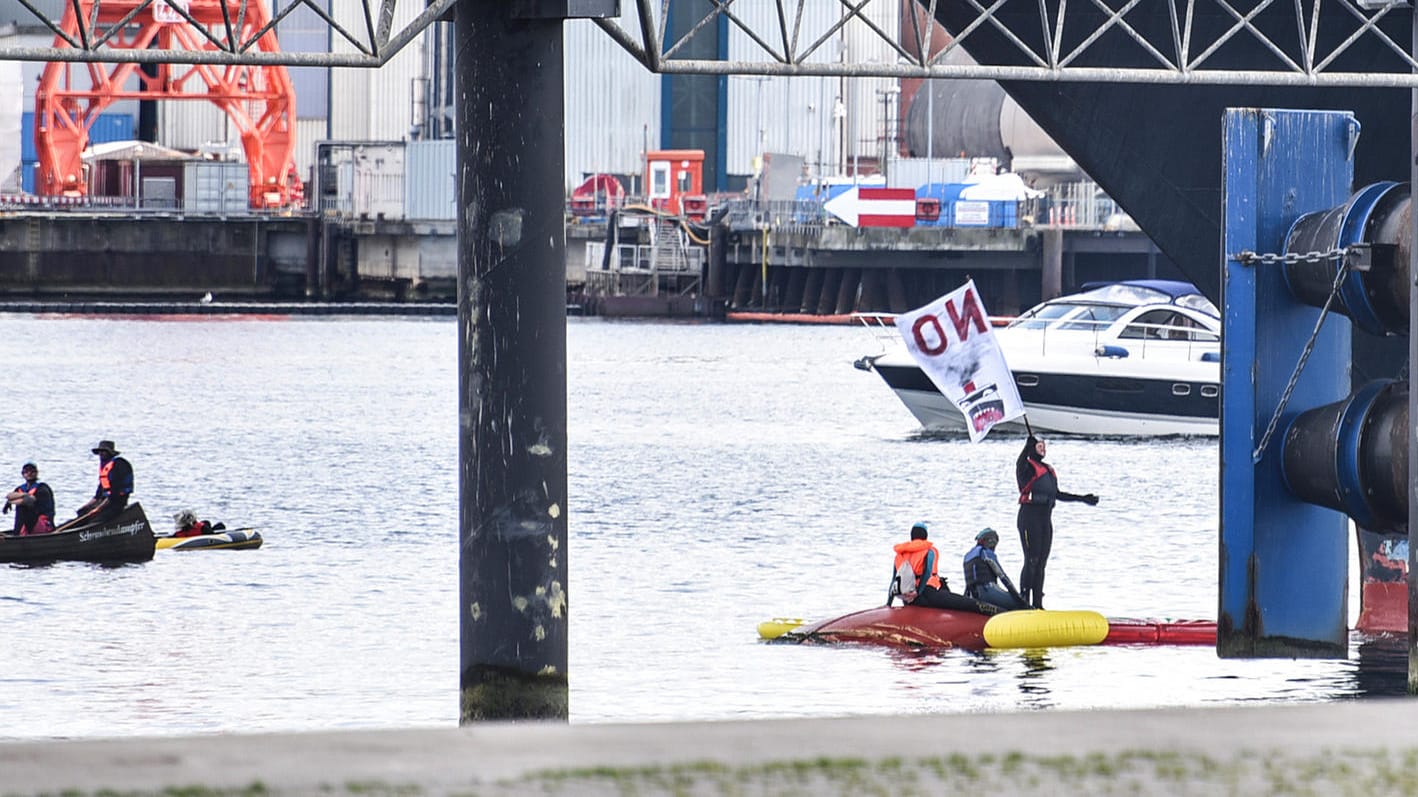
[457, 3, 568, 722]
[1283, 182, 1410, 336]
[1280, 379, 1409, 533]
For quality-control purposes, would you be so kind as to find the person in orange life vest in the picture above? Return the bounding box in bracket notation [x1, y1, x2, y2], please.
[74, 440, 133, 525]
[1016, 434, 1098, 609]
[893, 521, 1000, 615]
[4, 462, 54, 535]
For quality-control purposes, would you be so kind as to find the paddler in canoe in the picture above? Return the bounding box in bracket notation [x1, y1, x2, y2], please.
[3, 461, 55, 536]
[889, 521, 1003, 615]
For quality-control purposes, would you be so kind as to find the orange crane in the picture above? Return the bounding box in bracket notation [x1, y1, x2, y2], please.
[34, 0, 302, 208]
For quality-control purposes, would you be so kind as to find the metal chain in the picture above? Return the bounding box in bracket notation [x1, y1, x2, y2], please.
[1251, 257, 1353, 463]
[1231, 248, 1347, 266]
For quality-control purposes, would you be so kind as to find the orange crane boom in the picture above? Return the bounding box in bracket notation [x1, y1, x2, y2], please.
[35, 0, 302, 208]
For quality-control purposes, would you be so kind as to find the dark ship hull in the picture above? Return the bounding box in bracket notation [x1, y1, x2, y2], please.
[930, 4, 1414, 634]
[931, 3, 1411, 304]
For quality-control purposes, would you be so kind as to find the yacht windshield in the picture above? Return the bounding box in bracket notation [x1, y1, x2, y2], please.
[1010, 301, 1132, 331]
[1176, 294, 1220, 318]
[1055, 304, 1133, 331]
[1010, 302, 1085, 329]
[1070, 284, 1171, 305]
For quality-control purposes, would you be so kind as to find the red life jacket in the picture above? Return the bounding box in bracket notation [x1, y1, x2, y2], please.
[98, 460, 113, 494]
[175, 520, 211, 538]
[1019, 459, 1054, 504]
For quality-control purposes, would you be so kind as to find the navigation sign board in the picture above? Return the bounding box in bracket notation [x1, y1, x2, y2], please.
[823, 186, 916, 228]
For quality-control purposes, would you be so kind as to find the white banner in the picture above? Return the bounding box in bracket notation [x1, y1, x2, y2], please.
[893, 279, 1025, 442]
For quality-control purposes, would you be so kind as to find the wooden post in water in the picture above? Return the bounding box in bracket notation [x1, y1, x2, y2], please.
[457, 1, 569, 721]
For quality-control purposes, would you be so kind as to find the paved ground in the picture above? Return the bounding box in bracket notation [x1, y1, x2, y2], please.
[6, 700, 1418, 795]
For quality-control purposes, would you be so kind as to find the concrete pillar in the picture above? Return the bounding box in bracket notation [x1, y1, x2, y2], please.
[834, 267, 860, 314]
[784, 267, 806, 312]
[799, 268, 824, 313]
[706, 223, 727, 299]
[731, 262, 754, 308]
[817, 268, 842, 315]
[457, 2, 569, 721]
[1041, 227, 1063, 300]
[886, 268, 908, 313]
[858, 268, 885, 312]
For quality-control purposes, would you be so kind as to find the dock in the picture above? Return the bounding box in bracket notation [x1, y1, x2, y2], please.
[5, 700, 1417, 795]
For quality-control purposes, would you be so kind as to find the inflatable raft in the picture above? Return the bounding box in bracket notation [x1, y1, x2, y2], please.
[758, 607, 1215, 651]
[155, 529, 262, 551]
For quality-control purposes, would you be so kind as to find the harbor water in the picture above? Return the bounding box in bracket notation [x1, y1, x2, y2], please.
[0, 314, 1403, 741]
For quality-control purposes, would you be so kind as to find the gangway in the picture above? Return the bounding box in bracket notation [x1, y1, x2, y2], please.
[34, 0, 301, 208]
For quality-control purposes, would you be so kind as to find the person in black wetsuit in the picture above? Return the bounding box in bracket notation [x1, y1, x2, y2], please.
[963, 528, 1027, 611]
[1016, 434, 1098, 609]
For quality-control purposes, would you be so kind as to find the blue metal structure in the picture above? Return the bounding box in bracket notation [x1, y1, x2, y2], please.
[1219, 109, 1356, 657]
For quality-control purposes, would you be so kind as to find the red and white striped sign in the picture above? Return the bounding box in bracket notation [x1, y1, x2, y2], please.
[824, 186, 916, 228]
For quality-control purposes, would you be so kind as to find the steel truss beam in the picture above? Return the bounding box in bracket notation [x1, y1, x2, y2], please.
[0, 1, 1405, 87]
[594, 0, 1418, 87]
[0, 0, 455, 66]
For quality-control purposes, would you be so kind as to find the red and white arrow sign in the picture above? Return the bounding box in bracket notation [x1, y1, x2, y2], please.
[823, 186, 917, 228]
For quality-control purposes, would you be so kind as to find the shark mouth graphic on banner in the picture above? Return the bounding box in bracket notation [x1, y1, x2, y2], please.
[893, 279, 1026, 442]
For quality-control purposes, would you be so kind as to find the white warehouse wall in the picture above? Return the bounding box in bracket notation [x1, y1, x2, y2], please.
[564, 8, 660, 192]
[726, 2, 899, 180]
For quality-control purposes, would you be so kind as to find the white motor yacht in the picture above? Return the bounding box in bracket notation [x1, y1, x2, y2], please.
[856, 280, 1221, 436]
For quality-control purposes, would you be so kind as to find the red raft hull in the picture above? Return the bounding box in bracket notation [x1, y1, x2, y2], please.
[793, 607, 1216, 650]
[797, 606, 989, 649]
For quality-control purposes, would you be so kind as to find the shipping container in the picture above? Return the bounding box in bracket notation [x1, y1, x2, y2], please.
[315, 141, 406, 220]
[405, 139, 455, 221]
[184, 160, 250, 214]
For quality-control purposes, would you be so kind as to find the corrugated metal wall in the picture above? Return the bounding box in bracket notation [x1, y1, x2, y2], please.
[726, 2, 899, 181]
[294, 118, 328, 186]
[563, 9, 660, 192]
[406, 139, 456, 221]
[328, 3, 422, 143]
[159, 103, 228, 152]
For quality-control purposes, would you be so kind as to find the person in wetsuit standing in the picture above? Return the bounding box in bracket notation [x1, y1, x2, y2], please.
[1016, 434, 1098, 609]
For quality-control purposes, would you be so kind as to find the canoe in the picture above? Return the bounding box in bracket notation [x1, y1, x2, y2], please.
[759, 607, 1217, 651]
[0, 503, 155, 565]
[155, 529, 262, 551]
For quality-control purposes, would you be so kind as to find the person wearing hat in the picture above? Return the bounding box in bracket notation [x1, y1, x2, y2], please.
[1016, 433, 1099, 609]
[4, 461, 54, 536]
[890, 520, 1000, 615]
[963, 528, 1027, 611]
[72, 440, 133, 526]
